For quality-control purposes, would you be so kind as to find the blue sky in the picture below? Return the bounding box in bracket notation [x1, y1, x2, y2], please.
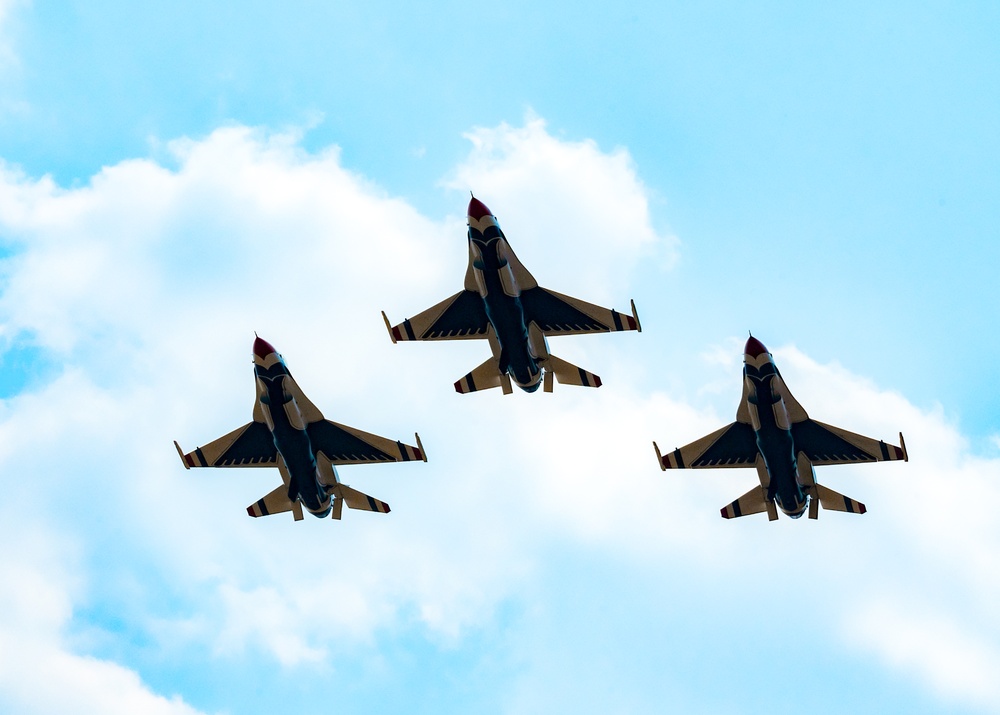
[0, 2, 998, 713]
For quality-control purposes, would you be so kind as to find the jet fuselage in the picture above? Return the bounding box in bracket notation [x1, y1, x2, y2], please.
[253, 339, 333, 518]
[467, 201, 542, 392]
[743, 351, 808, 518]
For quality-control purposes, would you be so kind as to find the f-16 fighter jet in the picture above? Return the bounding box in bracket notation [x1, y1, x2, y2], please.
[174, 336, 426, 521]
[653, 336, 907, 520]
[382, 196, 641, 394]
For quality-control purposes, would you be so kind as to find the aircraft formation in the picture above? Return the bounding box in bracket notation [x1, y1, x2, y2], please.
[176, 196, 907, 521]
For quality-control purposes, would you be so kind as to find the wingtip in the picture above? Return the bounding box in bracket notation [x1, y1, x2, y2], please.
[173, 440, 190, 470]
[381, 311, 397, 344]
[899, 432, 908, 462]
[631, 299, 642, 333]
[415, 432, 428, 462]
[653, 441, 666, 471]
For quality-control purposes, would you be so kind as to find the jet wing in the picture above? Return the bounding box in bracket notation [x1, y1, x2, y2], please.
[384, 290, 489, 341]
[519, 288, 640, 336]
[792, 420, 907, 466]
[307, 420, 426, 465]
[655, 422, 759, 470]
[176, 421, 277, 468]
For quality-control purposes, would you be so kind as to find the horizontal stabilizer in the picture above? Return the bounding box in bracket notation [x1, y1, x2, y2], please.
[247, 485, 304, 521]
[541, 354, 601, 393]
[815, 484, 867, 515]
[721, 485, 777, 521]
[339, 484, 390, 514]
[455, 357, 513, 395]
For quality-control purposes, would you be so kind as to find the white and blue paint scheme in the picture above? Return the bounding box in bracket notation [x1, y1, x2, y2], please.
[175, 336, 426, 520]
[654, 336, 908, 520]
[383, 197, 641, 394]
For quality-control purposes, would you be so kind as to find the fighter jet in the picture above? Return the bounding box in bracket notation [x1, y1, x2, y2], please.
[382, 196, 641, 394]
[174, 336, 426, 521]
[653, 336, 907, 520]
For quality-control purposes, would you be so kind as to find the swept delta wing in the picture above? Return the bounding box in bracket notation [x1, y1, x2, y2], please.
[383, 290, 488, 342]
[177, 421, 276, 468]
[655, 422, 758, 470]
[791, 420, 907, 466]
[520, 288, 640, 336]
[307, 420, 426, 465]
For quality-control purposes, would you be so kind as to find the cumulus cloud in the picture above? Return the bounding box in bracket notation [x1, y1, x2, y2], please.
[0, 119, 996, 713]
[0, 521, 207, 715]
[444, 114, 678, 302]
[497, 340, 1000, 712]
[0, 119, 670, 700]
[767, 347, 1000, 712]
[849, 601, 1000, 709]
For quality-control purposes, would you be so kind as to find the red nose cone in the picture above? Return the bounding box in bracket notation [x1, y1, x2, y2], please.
[745, 336, 769, 358]
[468, 197, 493, 221]
[253, 336, 277, 359]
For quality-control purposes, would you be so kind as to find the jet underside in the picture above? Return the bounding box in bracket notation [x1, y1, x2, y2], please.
[382, 197, 640, 394]
[654, 336, 907, 521]
[175, 337, 425, 521]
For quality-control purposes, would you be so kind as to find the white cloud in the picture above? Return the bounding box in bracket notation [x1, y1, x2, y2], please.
[0, 119, 997, 712]
[444, 114, 678, 302]
[849, 601, 1000, 709]
[495, 339, 1000, 711]
[0, 521, 207, 715]
[0, 119, 669, 686]
[751, 347, 1000, 712]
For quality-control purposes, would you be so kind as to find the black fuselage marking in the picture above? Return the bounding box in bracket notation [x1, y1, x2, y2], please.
[255, 361, 331, 518]
[469, 229, 541, 392]
[745, 363, 807, 517]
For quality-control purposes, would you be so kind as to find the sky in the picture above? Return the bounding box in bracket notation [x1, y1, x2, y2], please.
[0, 2, 997, 713]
